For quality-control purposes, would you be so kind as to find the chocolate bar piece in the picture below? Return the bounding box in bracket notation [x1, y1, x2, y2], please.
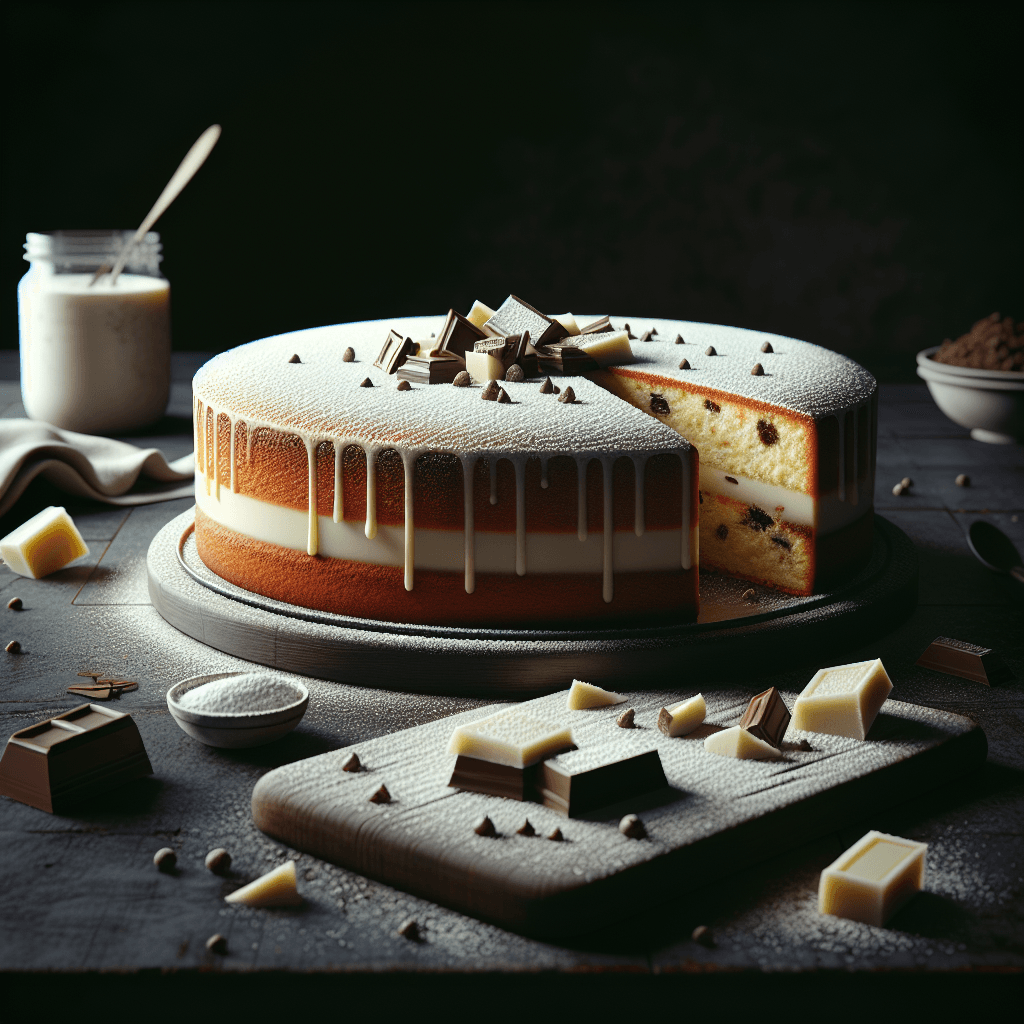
[374, 330, 415, 374]
[484, 295, 569, 348]
[533, 748, 667, 818]
[0, 704, 153, 813]
[916, 637, 1014, 686]
[739, 686, 791, 748]
[435, 308, 489, 359]
[579, 315, 614, 335]
[536, 341, 600, 375]
[397, 351, 465, 384]
[448, 755, 528, 800]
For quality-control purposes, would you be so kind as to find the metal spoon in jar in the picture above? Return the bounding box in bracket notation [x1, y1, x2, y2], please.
[968, 520, 1024, 583]
[90, 124, 222, 286]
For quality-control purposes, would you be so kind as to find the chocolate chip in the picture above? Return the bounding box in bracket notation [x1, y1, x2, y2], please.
[547, 827, 564, 842]
[743, 506, 774, 531]
[650, 393, 670, 415]
[751, 362, 764, 376]
[704, 399, 720, 413]
[396, 379, 411, 391]
[5, 640, 21, 654]
[639, 329, 653, 342]
[650, 328, 659, 336]
[724, 476, 738, 484]
[342, 347, 355, 362]
[902, 477, 913, 488]
[558, 386, 577, 404]
[452, 370, 472, 387]
[505, 364, 525, 383]
[692, 925, 714, 947]
[892, 482, 906, 496]
[7, 597, 22, 610]
[341, 752, 361, 772]
[474, 815, 497, 837]
[716, 524, 729, 540]
[956, 474, 970, 486]
[496, 387, 512, 404]
[756, 419, 779, 446]
[369, 784, 391, 804]
[795, 738, 812, 751]
[205, 848, 232, 875]
[481, 380, 500, 401]
[288, 354, 302, 364]
[359, 377, 373, 388]
[539, 376, 555, 394]
[516, 819, 537, 836]
[206, 933, 228, 955]
[760, 341, 774, 353]
[398, 919, 420, 940]
[741, 588, 757, 602]
[705, 346, 717, 356]
[678, 358, 691, 369]
[619, 814, 645, 839]
[771, 535, 791, 550]
[674, 334, 685, 344]
[153, 847, 177, 872]
[623, 323, 635, 339]
[617, 708, 635, 728]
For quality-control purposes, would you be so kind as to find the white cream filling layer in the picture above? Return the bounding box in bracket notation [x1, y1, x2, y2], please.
[700, 467, 866, 535]
[196, 480, 685, 576]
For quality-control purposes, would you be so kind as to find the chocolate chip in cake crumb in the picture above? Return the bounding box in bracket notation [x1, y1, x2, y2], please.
[539, 377, 555, 394]
[771, 535, 791, 550]
[342, 347, 355, 362]
[705, 345, 717, 356]
[452, 370, 472, 387]
[760, 341, 774, 353]
[650, 393, 670, 415]
[288, 354, 302, 364]
[692, 925, 715, 947]
[516, 819, 537, 836]
[617, 708, 635, 728]
[639, 329, 653, 342]
[742, 588, 757, 602]
[725, 476, 738, 485]
[751, 362, 765, 376]
[481, 380, 500, 401]
[359, 377, 373, 388]
[679, 358, 691, 369]
[674, 334, 685, 344]
[496, 387, 512, 404]
[7, 597, 22, 610]
[956, 473, 970, 487]
[398, 918, 420, 940]
[744, 506, 774, 531]
[558, 387, 577, 404]
[369, 784, 391, 804]
[756, 419, 779, 446]
[704, 399, 720, 413]
[341, 752, 361, 772]
[716, 524, 729, 540]
[396, 380, 411, 391]
[547, 827, 564, 842]
[474, 815, 497, 837]
[505, 363, 525, 383]
[619, 814, 645, 839]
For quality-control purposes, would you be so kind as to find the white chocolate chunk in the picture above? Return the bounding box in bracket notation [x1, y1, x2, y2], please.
[448, 706, 573, 768]
[465, 350, 506, 385]
[550, 313, 581, 336]
[659, 694, 706, 737]
[224, 860, 303, 907]
[576, 330, 634, 367]
[0, 505, 89, 579]
[466, 300, 496, 329]
[818, 830, 926, 926]
[566, 679, 626, 710]
[703, 725, 781, 760]
[793, 659, 893, 741]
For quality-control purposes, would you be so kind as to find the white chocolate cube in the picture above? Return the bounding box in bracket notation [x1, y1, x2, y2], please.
[0, 505, 89, 579]
[566, 679, 626, 710]
[466, 300, 496, 330]
[577, 330, 634, 367]
[224, 860, 303, 907]
[703, 725, 781, 759]
[550, 313, 581, 336]
[658, 694, 706, 736]
[793, 659, 893, 740]
[818, 830, 926, 926]
[448, 706, 573, 768]
[464, 350, 505, 385]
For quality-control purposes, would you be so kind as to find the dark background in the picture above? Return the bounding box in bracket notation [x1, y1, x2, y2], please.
[3, 0, 1021, 381]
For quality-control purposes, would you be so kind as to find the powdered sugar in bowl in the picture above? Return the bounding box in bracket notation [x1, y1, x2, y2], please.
[167, 671, 309, 748]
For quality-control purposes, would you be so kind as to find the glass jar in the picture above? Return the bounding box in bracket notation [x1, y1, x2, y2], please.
[17, 230, 171, 434]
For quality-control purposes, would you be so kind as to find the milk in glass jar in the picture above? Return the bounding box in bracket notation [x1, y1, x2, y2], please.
[17, 230, 171, 434]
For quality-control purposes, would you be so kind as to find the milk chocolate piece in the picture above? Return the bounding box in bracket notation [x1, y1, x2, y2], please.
[579, 315, 613, 335]
[739, 686, 791, 748]
[397, 350, 465, 384]
[474, 815, 497, 837]
[449, 754, 528, 800]
[535, 340, 600, 375]
[288, 353, 301, 363]
[915, 636, 1013, 686]
[0, 704, 153, 813]
[435, 308, 489, 359]
[533, 748, 667, 818]
[484, 295, 568, 347]
[374, 330, 415, 374]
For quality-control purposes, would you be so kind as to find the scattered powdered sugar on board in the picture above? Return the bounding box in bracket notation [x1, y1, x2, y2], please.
[179, 672, 303, 714]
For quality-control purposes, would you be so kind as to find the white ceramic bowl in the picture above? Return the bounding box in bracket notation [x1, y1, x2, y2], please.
[916, 347, 1024, 443]
[167, 672, 310, 748]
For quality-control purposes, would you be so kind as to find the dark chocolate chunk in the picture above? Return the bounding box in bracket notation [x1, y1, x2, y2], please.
[678, 358, 691, 370]
[505, 363, 525, 383]
[539, 376, 555, 394]
[751, 362, 764, 376]
[288, 353, 301, 364]
[369, 784, 391, 804]
[716, 524, 729, 540]
[725, 476, 738, 485]
[342, 347, 355, 362]
[516, 819, 537, 836]
[452, 370, 472, 387]
[534, 748, 667, 818]
[616, 708, 635, 729]
[485, 295, 568, 347]
[481, 380, 500, 401]
[705, 346, 717, 356]
[674, 334, 685, 344]
[740, 686, 791, 748]
[496, 387, 512, 404]
[760, 341, 774, 353]
[757, 419, 779, 446]
[704, 399, 721, 413]
[547, 827, 564, 842]
[435, 308, 489, 359]
[359, 378, 373, 388]
[449, 755, 528, 800]
[398, 918, 420, 940]
[915, 636, 1014, 686]
[374, 330, 415, 374]
[396, 379, 412, 391]
[474, 815, 497, 837]
[342, 752, 361, 772]
[743, 505, 774, 531]
[619, 813, 646, 839]
[770, 535, 791, 550]
[580, 316, 613, 335]
[557, 386, 577, 404]
[650, 393, 670, 415]
[535, 340, 599, 375]
[397, 351, 465, 385]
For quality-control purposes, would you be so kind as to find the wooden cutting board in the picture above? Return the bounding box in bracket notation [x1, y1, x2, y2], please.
[252, 690, 985, 938]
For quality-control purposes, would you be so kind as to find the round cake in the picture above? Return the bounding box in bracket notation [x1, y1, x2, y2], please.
[192, 306, 876, 628]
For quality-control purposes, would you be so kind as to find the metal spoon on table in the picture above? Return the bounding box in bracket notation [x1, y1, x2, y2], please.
[968, 521, 1024, 583]
[89, 124, 222, 286]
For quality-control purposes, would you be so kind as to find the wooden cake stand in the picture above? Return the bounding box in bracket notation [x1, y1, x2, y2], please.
[147, 508, 917, 697]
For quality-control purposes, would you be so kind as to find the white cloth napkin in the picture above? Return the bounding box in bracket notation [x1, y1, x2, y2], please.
[0, 419, 194, 519]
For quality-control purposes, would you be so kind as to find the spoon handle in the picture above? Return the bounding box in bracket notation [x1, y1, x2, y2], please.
[102, 125, 222, 286]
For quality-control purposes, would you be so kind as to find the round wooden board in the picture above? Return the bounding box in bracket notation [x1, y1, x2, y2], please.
[147, 509, 917, 697]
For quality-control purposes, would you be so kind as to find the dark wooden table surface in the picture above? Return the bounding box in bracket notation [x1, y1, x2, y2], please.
[2, 353, 1021, 1010]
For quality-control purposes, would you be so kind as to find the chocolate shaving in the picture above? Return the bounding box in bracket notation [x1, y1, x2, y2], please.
[341, 753, 361, 772]
[359, 378, 373, 388]
[474, 815, 497, 837]
[557, 386, 576, 404]
[342, 347, 355, 362]
[516, 819, 536, 836]
[674, 334, 685, 344]
[678, 358, 690, 370]
[751, 362, 764, 376]
[547, 827, 564, 842]
[481, 380, 500, 401]
[705, 346, 717, 356]
[616, 708, 635, 729]
[760, 341, 774, 353]
[288, 354, 301, 364]
[396, 380, 411, 391]
[452, 370, 472, 387]
[505, 363, 525, 383]
[619, 813, 646, 839]
[369, 784, 391, 804]
[539, 377, 554, 394]
[496, 387, 512, 404]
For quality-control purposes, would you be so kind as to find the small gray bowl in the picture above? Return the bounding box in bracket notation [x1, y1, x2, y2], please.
[916, 347, 1024, 444]
[167, 672, 310, 748]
